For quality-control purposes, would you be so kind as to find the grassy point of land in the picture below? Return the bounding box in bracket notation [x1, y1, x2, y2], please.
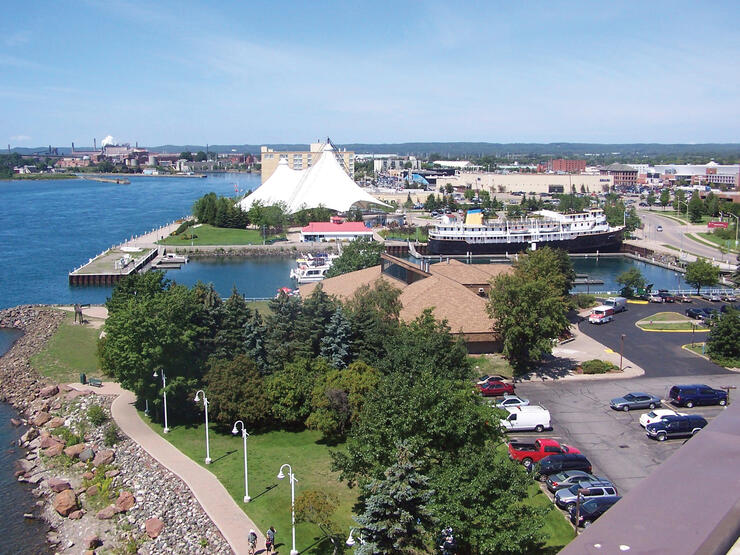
[158, 224, 285, 246]
[696, 232, 740, 254]
[637, 311, 691, 323]
[683, 343, 707, 357]
[31, 312, 103, 383]
[141, 416, 356, 554]
[662, 212, 714, 225]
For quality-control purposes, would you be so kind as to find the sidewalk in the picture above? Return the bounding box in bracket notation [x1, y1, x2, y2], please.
[69, 382, 263, 555]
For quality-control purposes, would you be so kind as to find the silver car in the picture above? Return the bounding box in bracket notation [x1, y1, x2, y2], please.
[545, 470, 599, 493]
[495, 395, 530, 409]
[554, 480, 618, 510]
[609, 392, 661, 411]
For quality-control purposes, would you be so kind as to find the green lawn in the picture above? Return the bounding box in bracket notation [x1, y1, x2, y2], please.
[30, 313, 103, 383]
[246, 300, 273, 315]
[158, 224, 286, 246]
[661, 212, 713, 225]
[469, 354, 514, 379]
[637, 311, 690, 323]
[525, 483, 576, 550]
[142, 417, 356, 554]
[684, 343, 706, 356]
[697, 232, 739, 253]
[379, 227, 429, 241]
[637, 321, 705, 331]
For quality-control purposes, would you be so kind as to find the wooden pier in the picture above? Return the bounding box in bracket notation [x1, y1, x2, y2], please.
[68, 248, 158, 286]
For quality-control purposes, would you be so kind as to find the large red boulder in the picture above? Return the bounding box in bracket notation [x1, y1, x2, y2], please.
[53, 490, 78, 517]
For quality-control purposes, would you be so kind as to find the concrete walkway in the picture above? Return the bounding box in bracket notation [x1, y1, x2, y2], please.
[69, 382, 263, 555]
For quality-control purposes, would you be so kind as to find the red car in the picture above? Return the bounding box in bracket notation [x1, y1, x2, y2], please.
[478, 380, 515, 397]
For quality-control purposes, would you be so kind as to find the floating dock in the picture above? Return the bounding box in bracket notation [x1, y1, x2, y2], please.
[68, 248, 188, 286]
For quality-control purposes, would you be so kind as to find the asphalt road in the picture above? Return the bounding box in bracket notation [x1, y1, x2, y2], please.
[577, 300, 732, 377]
[638, 209, 725, 260]
[512, 374, 739, 495]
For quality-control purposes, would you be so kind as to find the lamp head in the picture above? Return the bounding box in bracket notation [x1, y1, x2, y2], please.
[153, 370, 158, 378]
[277, 470, 285, 480]
[346, 535, 355, 547]
[232, 426, 238, 435]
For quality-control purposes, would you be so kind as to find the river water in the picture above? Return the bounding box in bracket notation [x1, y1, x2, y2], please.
[0, 328, 51, 555]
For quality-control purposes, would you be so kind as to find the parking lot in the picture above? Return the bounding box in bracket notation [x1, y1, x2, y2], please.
[511, 374, 739, 496]
[578, 299, 734, 377]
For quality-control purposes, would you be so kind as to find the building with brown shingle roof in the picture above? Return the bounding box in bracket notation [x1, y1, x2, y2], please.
[300, 256, 512, 353]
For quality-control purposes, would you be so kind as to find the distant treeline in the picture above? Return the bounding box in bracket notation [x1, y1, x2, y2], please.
[9, 142, 740, 159]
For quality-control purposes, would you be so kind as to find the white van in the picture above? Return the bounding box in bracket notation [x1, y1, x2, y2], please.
[604, 296, 627, 313]
[500, 405, 551, 433]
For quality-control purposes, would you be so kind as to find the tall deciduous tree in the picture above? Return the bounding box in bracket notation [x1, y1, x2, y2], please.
[325, 239, 385, 279]
[659, 189, 670, 210]
[266, 358, 331, 428]
[513, 247, 575, 298]
[688, 190, 704, 223]
[706, 309, 740, 366]
[684, 258, 719, 294]
[616, 267, 647, 298]
[354, 443, 436, 555]
[203, 355, 271, 431]
[487, 274, 570, 374]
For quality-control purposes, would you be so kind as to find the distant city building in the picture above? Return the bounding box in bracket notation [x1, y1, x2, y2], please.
[437, 172, 613, 195]
[372, 156, 420, 173]
[433, 160, 479, 170]
[545, 159, 587, 173]
[654, 162, 739, 189]
[600, 163, 638, 189]
[260, 139, 354, 183]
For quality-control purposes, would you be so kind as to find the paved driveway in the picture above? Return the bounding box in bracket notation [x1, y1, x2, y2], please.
[513, 374, 740, 495]
[577, 300, 731, 377]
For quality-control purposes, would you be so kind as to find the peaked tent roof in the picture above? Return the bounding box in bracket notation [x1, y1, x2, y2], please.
[237, 159, 304, 212]
[238, 143, 388, 214]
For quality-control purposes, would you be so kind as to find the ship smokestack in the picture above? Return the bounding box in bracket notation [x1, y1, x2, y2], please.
[72, 142, 75, 153]
[94, 138, 97, 150]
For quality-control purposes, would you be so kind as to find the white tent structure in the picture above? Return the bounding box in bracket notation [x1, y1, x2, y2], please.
[238, 143, 388, 214]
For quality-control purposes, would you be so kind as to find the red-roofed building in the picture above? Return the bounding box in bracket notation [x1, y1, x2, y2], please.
[300, 220, 373, 242]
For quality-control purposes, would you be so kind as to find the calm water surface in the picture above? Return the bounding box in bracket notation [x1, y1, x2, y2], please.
[0, 328, 51, 554]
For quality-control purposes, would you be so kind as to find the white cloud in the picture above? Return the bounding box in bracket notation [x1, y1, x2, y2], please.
[10, 135, 32, 142]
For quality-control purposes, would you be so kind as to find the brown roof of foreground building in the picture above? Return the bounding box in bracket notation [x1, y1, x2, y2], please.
[300, 259, 512, 336]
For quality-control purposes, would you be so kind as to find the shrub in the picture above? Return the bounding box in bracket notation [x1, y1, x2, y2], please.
[581, 359, 618, 374]
[103, 423, 120, 446]
[87, 404, 108, 426]
[52, 426, 83, 445]
[572, 293, 597, 309]
[174, 220, 195, 235]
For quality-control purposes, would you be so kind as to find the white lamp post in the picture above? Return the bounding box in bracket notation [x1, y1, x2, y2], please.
[232, 420, 250, 502]
[277, 463, 299, 555]
[346, 528, 363, 547]
[153, 369, 169, 433]
[194, 390, 212, 464]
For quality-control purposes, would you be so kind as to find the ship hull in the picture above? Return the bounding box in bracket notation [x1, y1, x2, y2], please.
[427, 229, 623, 256]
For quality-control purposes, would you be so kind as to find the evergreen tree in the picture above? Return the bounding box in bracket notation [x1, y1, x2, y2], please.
[265, 291, 310, 370]
[355, 443, 435, 555]
[320, 307, 353, 368]
[244, 311, 268, 374]
[302, 284, 337, 355]
[212, 286, 252, 360]
[345, 281, 401, 366]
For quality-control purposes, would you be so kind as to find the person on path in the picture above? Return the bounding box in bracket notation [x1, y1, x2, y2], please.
[266, 526, 276, 553]
[248, 529, 257, 555]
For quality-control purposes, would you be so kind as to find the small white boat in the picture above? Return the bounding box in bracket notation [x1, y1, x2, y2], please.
[290, 264, 332, 283]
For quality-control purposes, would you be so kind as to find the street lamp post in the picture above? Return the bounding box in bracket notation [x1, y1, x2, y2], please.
[277, 464, 299, 555]
[194, 390, 212, 464]
[721, 212, 739, 247]
[346, 528, 363, 547]
[153, 369, 170, 433]
[232, 420, 250, 502]
[619, 334, 626, 372]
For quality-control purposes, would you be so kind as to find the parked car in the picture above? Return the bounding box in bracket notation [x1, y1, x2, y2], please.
[495, 395, 529, 409]
[609, 392, 662, 411]
[555, 480, 618, 510]
[545, 470, 600, 493]
[569, 497, 621, 527]
[685, 307, 706, 319]
[535, 454, 592, 479]
[508, 438, 579, 470]
[669, 384, 727, 408]
[604, 296, 628, 313]
[701, 292, 722, 302]
[720, 292, 737, 302]
[677, 293, 692, 303]
[478, 380, 515, 397]
[657, 290, 676, 303]
[500, 406, 551, 433]
[639, 408, 687, 428]
[477, 374, 508, 385]
[648, 293, 664, 303]
[646, 414, 708, 441]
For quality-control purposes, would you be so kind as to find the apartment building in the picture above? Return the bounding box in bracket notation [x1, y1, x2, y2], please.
[260, 140, 354, 183]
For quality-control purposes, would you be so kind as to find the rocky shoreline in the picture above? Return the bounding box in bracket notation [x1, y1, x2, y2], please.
[1, 306, 232, 554]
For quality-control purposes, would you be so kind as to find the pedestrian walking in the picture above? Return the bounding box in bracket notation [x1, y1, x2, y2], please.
[248, 529, 257, 555]
[265, 526, 276, 554]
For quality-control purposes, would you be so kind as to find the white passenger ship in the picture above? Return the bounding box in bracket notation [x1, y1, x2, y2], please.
[427, 209, 624, 255]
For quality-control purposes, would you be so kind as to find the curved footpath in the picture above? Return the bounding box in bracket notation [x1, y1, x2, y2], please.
[71, 382, 264, 555]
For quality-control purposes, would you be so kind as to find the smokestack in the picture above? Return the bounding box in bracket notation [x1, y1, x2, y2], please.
[136, 141, 138, 148]
[72, 142, 75, 153]
[49, 145, 52, 154]
[94, 138, 96, 150]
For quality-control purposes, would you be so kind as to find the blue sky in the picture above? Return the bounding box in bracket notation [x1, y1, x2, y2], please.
[2, 1, 739, 146]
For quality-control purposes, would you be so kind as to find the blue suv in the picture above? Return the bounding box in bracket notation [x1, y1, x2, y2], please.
[646, 414, 708, 441]
[669, 385, 727, 408]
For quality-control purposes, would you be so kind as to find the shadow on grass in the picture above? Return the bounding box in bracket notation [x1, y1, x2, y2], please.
[249, 483, 278, 501]
[211, 449, 237, 464]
